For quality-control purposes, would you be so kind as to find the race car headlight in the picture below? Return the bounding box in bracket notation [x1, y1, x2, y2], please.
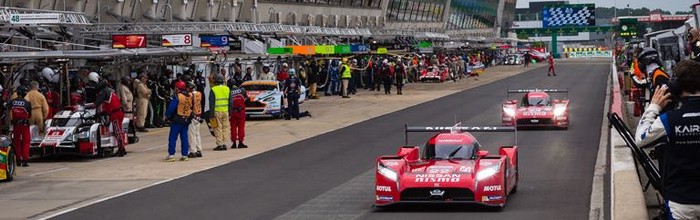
[77, 131, 90, 139]
[378, 163, 398, 182]
[553, 106, 566, 116]
[503, 107, 516, 117]
[477, 166, 499, 181]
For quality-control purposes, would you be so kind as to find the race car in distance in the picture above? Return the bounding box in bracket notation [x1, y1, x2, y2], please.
[30, 106, 137, 157]
[419, 65, 449, 82]
[0, 135, 14, 181]
[375, 125, 518, 209]
[241, 80, 306, 118]
[502, 89, 569, 129]
[504, 54, 523, 65]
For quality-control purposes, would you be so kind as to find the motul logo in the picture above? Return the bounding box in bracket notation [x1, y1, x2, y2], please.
[483, 185, 502, 192]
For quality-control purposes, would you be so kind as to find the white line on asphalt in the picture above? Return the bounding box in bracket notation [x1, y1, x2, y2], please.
[30, 168, 70, 177]
[589, 64, 613, 220]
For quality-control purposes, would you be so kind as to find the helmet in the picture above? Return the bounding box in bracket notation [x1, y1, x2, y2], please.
[282, 62, 289, 67]
[175, 81, 186, 90]
[637, 48, 662, 73]
[16, 86, 28, 97]
[213, 74, 225, 84]
[186, 81, 196, 89]
[88, 72, 100, 83]
[288, 68, 296, 76]
[42, 67, 59, 83]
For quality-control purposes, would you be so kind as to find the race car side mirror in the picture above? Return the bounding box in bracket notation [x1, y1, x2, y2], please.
[477, 150, 489, 158]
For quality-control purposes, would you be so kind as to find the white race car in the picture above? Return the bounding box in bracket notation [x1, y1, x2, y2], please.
[30, 106, 138, 157]
[241, 80, 306, 118]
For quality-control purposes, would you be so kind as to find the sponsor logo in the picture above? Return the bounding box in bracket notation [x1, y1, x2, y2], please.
[376, 195, 393, 201]
[522, 111, 547, 116]
[480, 161, 493, 166]
[482, 195, 503, 201]
[437, 139, 462, 143]
[376, 185, 392, 192]
[383, 161, 399, 166]
[675, 125, 700, 136]
[411, 168, 424, 172]
[428, 166, 453, 174]
[459, 166, 473, 173]
[415, 174, 461, 183]
[483, 185, 502, 192]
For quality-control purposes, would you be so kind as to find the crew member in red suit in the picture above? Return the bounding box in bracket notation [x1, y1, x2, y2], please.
[547, 55, 556, 76]
[9, 86, 31, 167]
[45, 88, 59, 119]
[87, 78, 126, 157]
[229, 84, 249, 149]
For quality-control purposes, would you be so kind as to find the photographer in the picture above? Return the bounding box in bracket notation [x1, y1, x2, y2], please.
[635, 60, 700, 220]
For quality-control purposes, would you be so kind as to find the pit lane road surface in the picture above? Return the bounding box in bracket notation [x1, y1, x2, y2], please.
[54, 62, 609, 220]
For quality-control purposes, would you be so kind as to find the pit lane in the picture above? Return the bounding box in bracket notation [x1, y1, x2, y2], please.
[52, 62, 610, 220]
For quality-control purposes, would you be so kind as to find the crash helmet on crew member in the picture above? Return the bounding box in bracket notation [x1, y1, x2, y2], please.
[637, 48, 663, 73]
[42, 67, 60, 83]
[88, 72, 100, 84]
[288, 68, 296, 77]
[262, 64, 271, 72]
[16, 85, 28, 97]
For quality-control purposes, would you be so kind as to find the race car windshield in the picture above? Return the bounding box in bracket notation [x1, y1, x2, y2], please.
[522, 96, 551, 107]
[423, 143, 475, 160]
[242, 84, 277, 91]
[51, 118, 82, 127]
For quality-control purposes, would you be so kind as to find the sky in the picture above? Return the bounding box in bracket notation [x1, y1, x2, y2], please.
[516, 0, 698, 13]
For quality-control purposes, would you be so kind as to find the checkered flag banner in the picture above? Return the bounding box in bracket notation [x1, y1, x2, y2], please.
[542, 4, 596, 28]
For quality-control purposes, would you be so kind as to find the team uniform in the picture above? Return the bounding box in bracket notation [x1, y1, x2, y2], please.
[188, 90, 203, 157]
[165, 88, 193, 161]
[94, 86, 127, 156]
[636, 97, 700, 220]
[229, 86, 248, 148]
[9, 95, 31, 166]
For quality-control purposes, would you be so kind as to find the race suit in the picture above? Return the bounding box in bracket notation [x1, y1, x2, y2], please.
[636, 97, 700, 220]
[9, 97, 31, 162]
[229, 87, 248, 143]
[94, 87, 126, 153]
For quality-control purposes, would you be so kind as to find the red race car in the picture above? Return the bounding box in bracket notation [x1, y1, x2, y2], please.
[419, 65, 449, 82]
[374, 125, 518, 209]
[502, 89, 569, 129]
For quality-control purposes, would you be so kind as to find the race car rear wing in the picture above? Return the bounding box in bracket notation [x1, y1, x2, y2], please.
[404, 124, 517, 145]
[507, 89, 568, 93]
[507, 89, 569, 100]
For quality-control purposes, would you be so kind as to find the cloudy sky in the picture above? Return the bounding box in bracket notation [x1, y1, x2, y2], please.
[516, 0, 698, 13]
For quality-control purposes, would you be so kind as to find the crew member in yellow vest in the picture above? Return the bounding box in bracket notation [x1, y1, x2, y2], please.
[164, 81, 192, 162]
[187, 82, 204, 158]
[340, 58, 352, 98]
[210, 74, 231, 151]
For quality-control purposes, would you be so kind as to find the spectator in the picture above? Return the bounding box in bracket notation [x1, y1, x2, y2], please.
[187, 82, 203, 158]
[229, 82, 248, 149]
[243, 67, 253, 82]
[26, 81, 49, 133]
[117, 76, 134, 118]
[134, 74, 151, 132]
[8, 86, 31, 166]
[259, 65, 276, 81]
[164, 81, 192, 162]
[210, 74, 231, 151]
[277, 63, 289, 82]
[635, 60, 700, 220]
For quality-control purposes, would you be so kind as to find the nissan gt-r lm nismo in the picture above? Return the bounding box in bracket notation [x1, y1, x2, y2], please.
[502, 89, 570, 129]
[375, 125, 518, 209]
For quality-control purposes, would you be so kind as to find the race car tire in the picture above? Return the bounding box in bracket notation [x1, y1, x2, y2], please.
[95, 131, 108, 158]
[2, 148, 15, 182]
